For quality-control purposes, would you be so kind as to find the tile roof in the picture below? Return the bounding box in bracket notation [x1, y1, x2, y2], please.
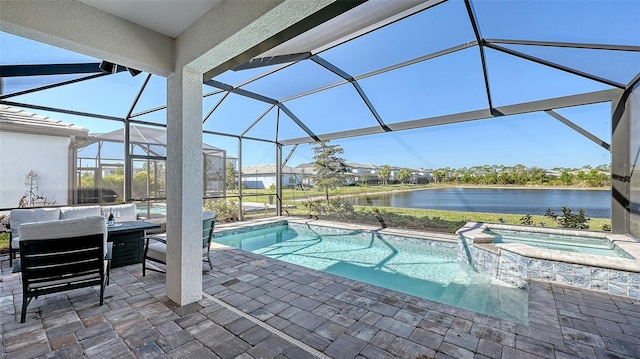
[0, 105, 88, 137]
[242, 164, 305, 174]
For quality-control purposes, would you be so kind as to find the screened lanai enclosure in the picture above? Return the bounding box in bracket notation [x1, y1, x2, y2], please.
[75, 125, 228, 216]
[1, 1, 639, 240]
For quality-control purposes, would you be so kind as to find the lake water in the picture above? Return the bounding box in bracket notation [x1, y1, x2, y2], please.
[349, 188, 611, 218]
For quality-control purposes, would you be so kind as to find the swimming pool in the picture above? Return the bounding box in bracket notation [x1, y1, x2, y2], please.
[489, 229, 632, 258]
[214, 223, 528, 323]
[136, 202, 167, 217]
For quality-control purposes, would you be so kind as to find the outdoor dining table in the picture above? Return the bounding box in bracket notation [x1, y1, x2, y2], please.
[107, 221, 160, 268]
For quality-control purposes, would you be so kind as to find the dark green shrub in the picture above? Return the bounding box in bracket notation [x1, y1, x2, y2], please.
[520, 215, 534, 226]
[544, 206, 590, 229]
[204, 199, 241, 222]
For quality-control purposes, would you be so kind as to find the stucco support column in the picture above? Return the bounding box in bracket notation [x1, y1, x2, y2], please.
[276, 143, 282, 216]
[238, 138, 244, 221]
[166, 67, 203, 305]
[611, 91, 631, 234]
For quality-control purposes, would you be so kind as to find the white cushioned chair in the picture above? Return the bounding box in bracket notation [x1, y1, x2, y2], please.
[8, 208, 61, 266]
[17, 216, 110, 323]
[143, 211, 215, 276]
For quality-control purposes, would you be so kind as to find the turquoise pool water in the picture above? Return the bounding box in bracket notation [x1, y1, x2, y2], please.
[215, 224, 528, 323]
[490, 229, 632, 258]
[136, 203, 166, 217]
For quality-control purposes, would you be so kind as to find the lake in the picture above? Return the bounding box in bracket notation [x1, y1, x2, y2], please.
[348, 188, 611, 218]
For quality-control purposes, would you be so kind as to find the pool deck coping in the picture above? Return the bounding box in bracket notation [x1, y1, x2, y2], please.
[215, 216, 458, 244]
[285, 217, 458, 243]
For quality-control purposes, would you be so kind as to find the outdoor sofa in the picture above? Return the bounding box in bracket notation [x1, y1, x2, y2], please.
[16, 216, 111, 322]
[6, 204, 138, 266]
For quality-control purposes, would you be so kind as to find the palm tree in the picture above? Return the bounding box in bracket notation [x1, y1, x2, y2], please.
[378, 165, 391, 186]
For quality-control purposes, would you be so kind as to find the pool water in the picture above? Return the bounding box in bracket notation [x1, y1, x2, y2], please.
[215, 224, 528, 323]
[136, 203, 167, 217]
[490, 229, 632, 258]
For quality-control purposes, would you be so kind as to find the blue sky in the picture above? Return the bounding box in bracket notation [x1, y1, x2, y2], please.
[2, 0, 638, 170]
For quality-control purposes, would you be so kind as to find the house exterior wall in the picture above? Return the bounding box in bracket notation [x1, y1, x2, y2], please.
[0, 132, 71, 208]
[282, 173, 301, 188]
[242, 173, 303, 189]
[242, 175, 273, 189]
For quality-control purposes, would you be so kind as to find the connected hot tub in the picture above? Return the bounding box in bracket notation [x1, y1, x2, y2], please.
[489, 229, 632, 258]
[457, 223, 640, 299]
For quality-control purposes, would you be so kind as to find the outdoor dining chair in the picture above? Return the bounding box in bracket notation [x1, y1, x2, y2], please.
[142, 211, 215, 276]
[15, 216, 110, 323]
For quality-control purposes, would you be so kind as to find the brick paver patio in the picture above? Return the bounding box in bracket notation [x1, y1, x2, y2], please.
[1, 222, 639, 358]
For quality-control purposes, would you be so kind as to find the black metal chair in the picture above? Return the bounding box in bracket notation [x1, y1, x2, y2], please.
[142, 211, 215, 276]
[15, 216, 110, 323]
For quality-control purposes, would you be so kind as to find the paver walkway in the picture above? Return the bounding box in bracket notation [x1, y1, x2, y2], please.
[1, 223, 639, 358]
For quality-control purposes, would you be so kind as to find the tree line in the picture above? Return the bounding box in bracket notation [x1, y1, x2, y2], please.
[430, 164, 610, 187]
[310, 142, 611, 194]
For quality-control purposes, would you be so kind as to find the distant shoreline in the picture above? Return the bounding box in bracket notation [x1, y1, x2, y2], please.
[310, 184, 610, 202]
[353, 184, 611, 197]
[429, 184, 610, 191]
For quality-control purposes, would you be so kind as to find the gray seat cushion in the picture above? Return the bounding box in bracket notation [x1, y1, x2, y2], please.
[203, 210, 215, 221]
[146, 241, 167, 263]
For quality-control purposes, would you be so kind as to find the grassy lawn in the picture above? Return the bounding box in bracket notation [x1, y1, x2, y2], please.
[241, 184, 611, 232]
[0, 232, 8, 254]
[283, 205, 611, 233]
[355, 206, 611, 230]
